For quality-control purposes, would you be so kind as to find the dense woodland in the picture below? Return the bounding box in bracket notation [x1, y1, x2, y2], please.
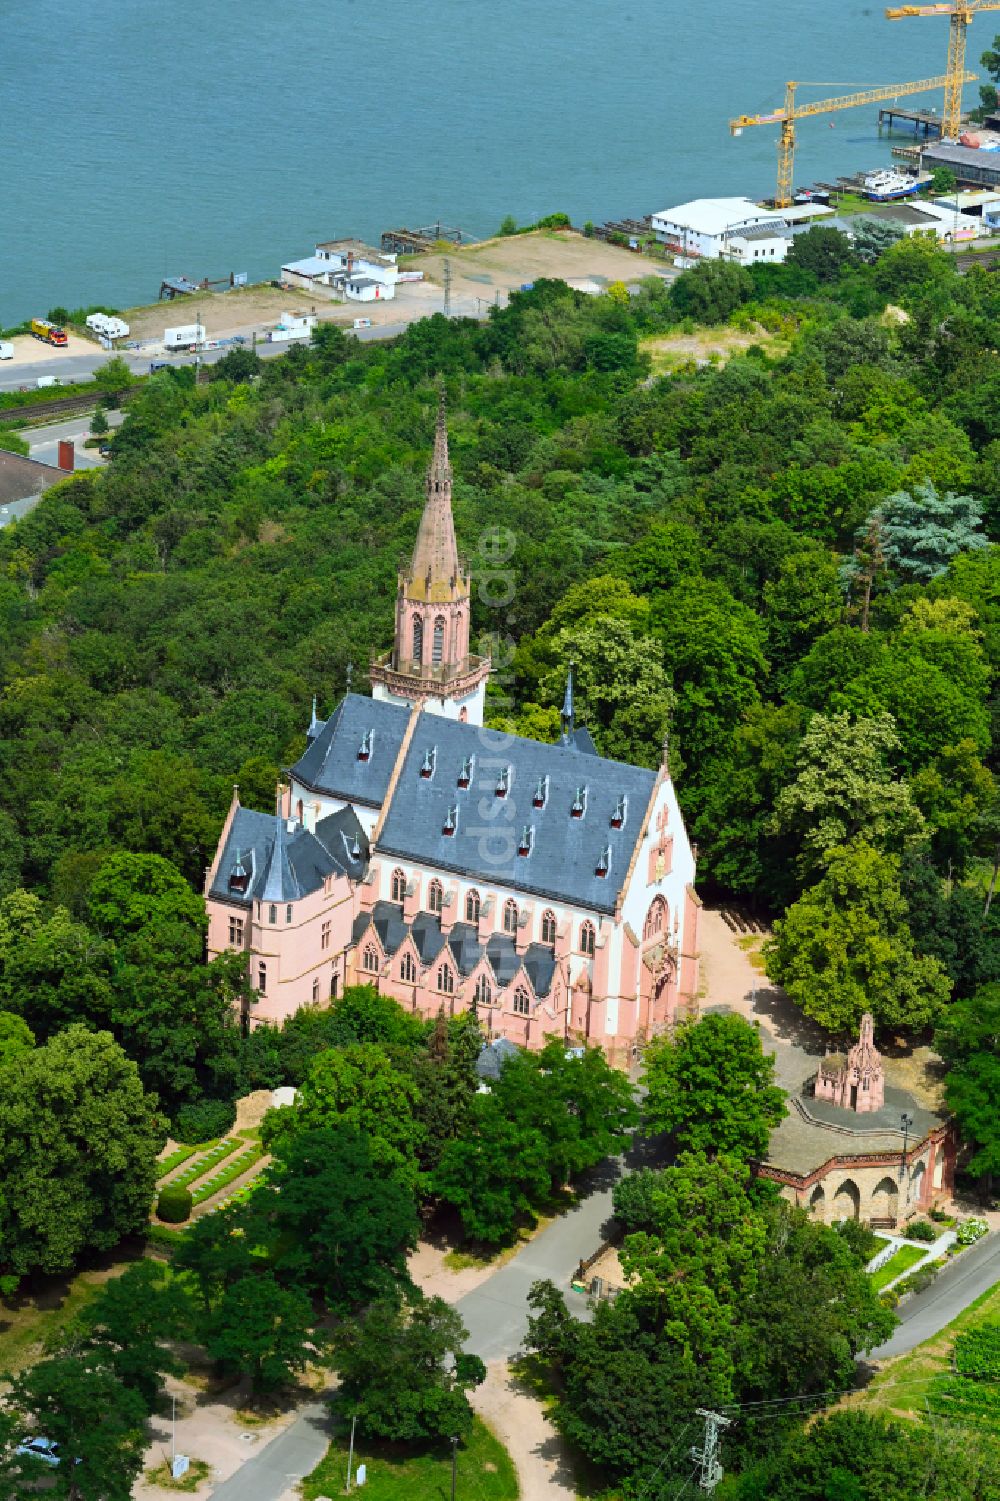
[2, 231, 1000, 1496]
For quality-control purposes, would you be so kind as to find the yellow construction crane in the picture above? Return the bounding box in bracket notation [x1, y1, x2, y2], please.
[886, 3, 1000, 138]
[731, 74, 975, 207]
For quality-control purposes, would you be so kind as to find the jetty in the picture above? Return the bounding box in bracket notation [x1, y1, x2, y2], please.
[379, 223, 477, 256]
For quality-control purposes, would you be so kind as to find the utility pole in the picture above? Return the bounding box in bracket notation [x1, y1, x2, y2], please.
[900, 1111, 914, 1196]
[450, 1435, 458, 1501]
[690, 1409, 731, 1493]
[346, 1413, 357, 1491]
[443, 259, 452, 318]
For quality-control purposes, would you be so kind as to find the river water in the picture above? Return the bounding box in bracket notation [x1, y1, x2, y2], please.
[0, 0, 977, 323]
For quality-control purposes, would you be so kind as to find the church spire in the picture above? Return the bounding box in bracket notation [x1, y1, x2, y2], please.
[407, 388, 461, 599]
[560, 662, 575, 744]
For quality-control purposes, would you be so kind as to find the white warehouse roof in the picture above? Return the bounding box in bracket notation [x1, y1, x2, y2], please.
[651, 197, 782, 235]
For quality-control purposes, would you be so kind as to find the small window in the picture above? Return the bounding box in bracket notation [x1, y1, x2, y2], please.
[363, 944, 379, 973]
[571, 786, 588, 820]
[517, 825, 533, 857]
[432, 615, 445, 666]
[268, 904, 277, 925]
[503, 899, 519, 935]
[228, 916, 244, 946]
[512, 987, 530, 1017]
[428, 879, 444, 914]
[257, 962, 267, 994]
[330, 971, 339, 999]
[474, 974, 492, 1006]
[495, 766, 510, 799]
[541, 910, 557, 945]
[644, 898, 666, 939]
[466, 889, 481, 923]
[311, 978, 319, 1002]
[420, 746, 436, 779]
[412, 616, 424, 663]
[533, 775, 548, 809]
[611, 795, 627, 830]
[580, 921, 596, 957]
[321, 919, 331, 951]
[401, 952, 416, 982]
[458, 755, 474, 789]
[357, 729, 373, 762]
[443, 805, 458, 836]
[286, 904, 292, 924]
[438, 963, 454, 994]
[391, 867, 406, 903]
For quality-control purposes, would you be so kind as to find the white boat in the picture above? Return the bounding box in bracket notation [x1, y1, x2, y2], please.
[863, 169, 919, 202]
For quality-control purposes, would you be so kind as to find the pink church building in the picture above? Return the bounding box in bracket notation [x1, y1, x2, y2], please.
[203, 402, 700, 1063]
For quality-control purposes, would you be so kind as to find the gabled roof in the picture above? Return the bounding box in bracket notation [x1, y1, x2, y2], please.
[350, 902, 556, 995]
[211, 804, 368, 905]
[377, 717, 656, 914]
[476, 1037, 520, 1080]
[289, 693, 410, 805]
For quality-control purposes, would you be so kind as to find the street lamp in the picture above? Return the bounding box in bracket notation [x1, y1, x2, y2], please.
[900, 1111, 914, 1192]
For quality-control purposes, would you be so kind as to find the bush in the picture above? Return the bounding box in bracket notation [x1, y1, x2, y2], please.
[907, 1219, 937, 1242]
[956, 1216, 989, 1246]
[174, 1098, 236, 1144]
[157, 1184, 193, 1223]
[897, 1262, 940, 1297]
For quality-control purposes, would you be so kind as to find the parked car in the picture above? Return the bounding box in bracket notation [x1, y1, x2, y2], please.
[17, 1437, 62, 1467]
[0, 341, 14, 360]
[98, 442, 113, 457]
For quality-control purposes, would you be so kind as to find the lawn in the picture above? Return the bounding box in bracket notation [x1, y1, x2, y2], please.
[302, 1418, 518, 1501]
[847, 1278, 1000, 1432]
[870, 1243, 928, 1292]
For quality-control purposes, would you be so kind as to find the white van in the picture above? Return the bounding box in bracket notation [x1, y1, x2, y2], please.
[36, 376, 61, 388]
[353, 318, 372, 330]
[0, 341, 14, 360]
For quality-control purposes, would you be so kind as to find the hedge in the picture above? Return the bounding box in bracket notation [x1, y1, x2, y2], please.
[157, 1184, 193, 1223]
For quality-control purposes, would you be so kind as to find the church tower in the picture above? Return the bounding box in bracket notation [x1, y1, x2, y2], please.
[370, 394, 490, 724]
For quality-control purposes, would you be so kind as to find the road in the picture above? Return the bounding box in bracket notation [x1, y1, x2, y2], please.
[871, 1229, 1000, 1358]
[206, 1400, 333, 1501]
[17, 408, 125, 470]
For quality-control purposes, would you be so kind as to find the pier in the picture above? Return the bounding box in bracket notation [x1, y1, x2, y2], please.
[380, 224, 478, 256]
[877, 105, 945, 136]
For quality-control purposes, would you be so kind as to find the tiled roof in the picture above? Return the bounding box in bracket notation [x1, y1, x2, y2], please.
[289, 693, 410, 806]
[350, 903, 555, 995]
[476, 1037, 520, 1080]
[211, 804, 368, 905]
[377, 716, 656, 914]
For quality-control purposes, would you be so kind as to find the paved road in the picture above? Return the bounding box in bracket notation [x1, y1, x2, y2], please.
[17, 407, 125, 470]
[207, 1400, 333, 1501]
[871, 1230, 1000, 1358]
[454, 1156, 625, 1361]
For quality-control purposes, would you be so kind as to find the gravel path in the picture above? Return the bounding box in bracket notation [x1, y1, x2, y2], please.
[472, 1361, 577, 1501]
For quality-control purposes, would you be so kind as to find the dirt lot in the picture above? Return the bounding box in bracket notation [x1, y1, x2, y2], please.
[642, 322, 790, 374]
[2, 330, 97, 368]
[417, 228, 666, 306]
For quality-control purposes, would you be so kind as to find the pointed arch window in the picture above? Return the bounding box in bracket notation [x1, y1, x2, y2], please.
[503, 899, 519, 936]
[363, 944, 380, 974]
[512, 986, 530, 1016]
[391, 867, 406, 903]
[466, 889, 481, 923]
[644, 897, 667, 941]
[438, 962, 454, 994]
[428, 879, 444, 915]
[400, 951, 416, 983]
[541, 910, 557, 945]
[412, 615, 424, 664]
[432, 615, 445, 666]
[474, 974, 492, 1006]
[580, 921, 596, 957]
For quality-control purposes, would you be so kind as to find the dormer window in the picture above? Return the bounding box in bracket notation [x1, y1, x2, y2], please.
[443, 804, 458, 837]
[357, 729, 373, 762]
[533, 775, 548, 809]
[571, 785, 588, 819]
[228, 848, 249, 894]
[595, 845, 611, 878]
[458, 755, 474, 789]
[495, 766, 511, 799]
[611, 794, 628, 830]
[518, 825, 534, 857]
[420, 745, 437, 779]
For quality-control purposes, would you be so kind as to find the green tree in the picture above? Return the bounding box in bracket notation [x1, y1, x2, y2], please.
[92, 356, 133, 394]
[770, 711, 925, 879]
[641, 1013, 786, 1163]
[333, 1291, 485, 1445]
[265, 1042, 422, 1189]
[541, 618, 673, 767]
[90, 407, 110, 437]
[174, 1203, 261, 1314]
[935, 984, 1000, 1188]
[433, 1096, 553, 1244]
[11, 1356, 147, 1501]
[205, 1273, 314, 1393]
[849, 483, 987, 587]
[929, 165, 958, 195]
[670, 260, 754, 325]
[88, 850, 207, 966]
[208, 347, 262, 383]
[0, 891, 114, 1039]
[786, 225, 855, 282]
[70, 1261, 191, 1412]
[851, 217, 905, 264]
[0, 1011, 34, 1065]
[764, 842, 951, 1037]
[264, 1127, 419, 1310]
[0, 1026, 163, 1279]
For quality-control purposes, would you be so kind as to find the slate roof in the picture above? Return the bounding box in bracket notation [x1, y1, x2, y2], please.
[289, 693, 410, 806]
[211, 804, 368, 905]
[351, 902, 556, 995]
[476, 1037, 520, 1081]
[377, 716, 656, 914]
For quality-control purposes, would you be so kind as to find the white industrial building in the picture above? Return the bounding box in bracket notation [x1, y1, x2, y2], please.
[281, 238, 399, 302]
[650, 196, 833, 261]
